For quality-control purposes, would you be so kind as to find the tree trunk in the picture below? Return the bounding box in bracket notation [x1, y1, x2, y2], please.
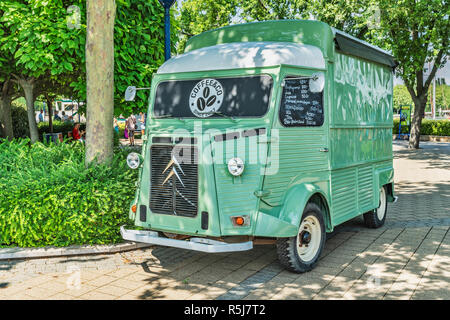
[46, 95, 53, 134]
[0, 82, 14, 140]
[19, 78, 39, 143]
[85, 0, 116, 165]
[408, 99, 426, 149]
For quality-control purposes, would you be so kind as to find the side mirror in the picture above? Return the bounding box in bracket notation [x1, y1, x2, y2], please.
[125, 86, 137, 101]
[309, 73, 325, 93]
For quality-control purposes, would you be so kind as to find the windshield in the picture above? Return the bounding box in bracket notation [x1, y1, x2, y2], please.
[153, 75, 273, 118]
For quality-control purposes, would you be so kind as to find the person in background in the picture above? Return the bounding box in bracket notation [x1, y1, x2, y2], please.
[114, 118, 119, 134]
[54, 110, 61, 121]
[72, 123, 85, 142]
[126, 116, 135, 146]
[62, 111, 68, 122]
[38, 110, 44, 123]
[140, 112, 146, 136]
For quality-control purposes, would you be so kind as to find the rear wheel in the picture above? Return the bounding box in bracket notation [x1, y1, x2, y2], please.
[276, 203, 326, 273]
[364, 186, 387, 228]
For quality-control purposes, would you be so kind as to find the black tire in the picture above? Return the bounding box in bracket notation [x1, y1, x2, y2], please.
[364, 186, 388, 228]
[276, 202, 326, 273]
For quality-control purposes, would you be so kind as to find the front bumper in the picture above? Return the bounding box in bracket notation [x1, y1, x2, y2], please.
[120, 226, 253, 253]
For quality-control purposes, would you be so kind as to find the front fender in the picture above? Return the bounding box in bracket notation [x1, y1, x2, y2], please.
[279, 183, 328, 231]
[374, 166, 394, 203]
[254, 182, 329, 238]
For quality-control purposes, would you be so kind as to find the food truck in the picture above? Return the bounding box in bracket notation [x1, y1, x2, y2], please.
[121, 20, 397, 273]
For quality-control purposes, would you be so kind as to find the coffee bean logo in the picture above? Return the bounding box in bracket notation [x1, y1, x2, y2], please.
[206, 95, 216, 106]
[203, 87, 210, 99]
[197, 97, 206, 111]
[189, 78, 224, 118]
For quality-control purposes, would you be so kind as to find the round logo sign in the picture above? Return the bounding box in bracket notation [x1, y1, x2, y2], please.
[189, 79, 224, 118]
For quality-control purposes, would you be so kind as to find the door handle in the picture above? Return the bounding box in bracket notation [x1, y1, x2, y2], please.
[319, 148, 329, 152]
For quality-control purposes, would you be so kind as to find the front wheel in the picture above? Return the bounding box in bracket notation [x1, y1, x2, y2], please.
[276, 203, 326, 273]
[363, 186, 388, 228]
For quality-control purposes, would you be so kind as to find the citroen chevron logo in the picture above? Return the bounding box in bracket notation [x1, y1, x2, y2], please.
[162, 154, 185, 187]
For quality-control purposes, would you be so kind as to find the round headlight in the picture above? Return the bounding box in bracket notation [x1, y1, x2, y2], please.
[228, 157, 245, 176]
[127, 152, 141, 169]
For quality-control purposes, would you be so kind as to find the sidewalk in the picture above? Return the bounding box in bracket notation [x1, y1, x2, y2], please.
[0, 141, 449, 300]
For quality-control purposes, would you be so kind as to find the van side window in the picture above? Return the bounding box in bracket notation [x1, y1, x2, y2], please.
[279, 77, 324, 127]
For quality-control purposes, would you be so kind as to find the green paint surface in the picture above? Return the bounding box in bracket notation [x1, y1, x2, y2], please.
[129, 20, 394, 239]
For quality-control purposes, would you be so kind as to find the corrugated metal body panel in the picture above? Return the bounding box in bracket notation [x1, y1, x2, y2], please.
[358, 165, 375, 210]
[331, 164, 376, 225]
[263, 128, 328, 206]
[331, 168, 357, 224]
[333, 53, 393, 126]
[330, 128, 392, 169]
[329, 52, 393, 225]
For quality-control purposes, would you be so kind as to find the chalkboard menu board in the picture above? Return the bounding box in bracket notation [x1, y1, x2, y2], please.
[279, 78, 324, 127]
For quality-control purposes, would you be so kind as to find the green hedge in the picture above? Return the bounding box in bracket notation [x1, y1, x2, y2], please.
[393, 119, 450, 136]
[0, 139, 137, 247]
[38, 121, 86, 138]
[11, 104, 29, 138]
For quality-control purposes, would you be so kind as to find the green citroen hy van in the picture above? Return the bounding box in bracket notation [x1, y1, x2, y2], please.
[121, 20, 398, 273]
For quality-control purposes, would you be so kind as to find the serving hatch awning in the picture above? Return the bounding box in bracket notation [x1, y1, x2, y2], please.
[332, 28, 398, 68]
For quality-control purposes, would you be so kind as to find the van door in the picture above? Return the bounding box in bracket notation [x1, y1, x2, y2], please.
[262, 70, 330, 208]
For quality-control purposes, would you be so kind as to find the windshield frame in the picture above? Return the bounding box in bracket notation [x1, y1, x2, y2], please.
[150, 71, 276, 120]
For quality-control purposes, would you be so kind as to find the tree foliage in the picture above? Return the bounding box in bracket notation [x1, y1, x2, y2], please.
[177, 0, 239, 53]
[0, 0, 175, 128]
[312, 0, 450, 147]
[71, 0, 178, 116]
[241, 0, 309, 22]
[177, 0, 449, 147]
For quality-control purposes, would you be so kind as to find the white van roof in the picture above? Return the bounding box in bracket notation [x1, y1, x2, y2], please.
[157, 41, 326, 74]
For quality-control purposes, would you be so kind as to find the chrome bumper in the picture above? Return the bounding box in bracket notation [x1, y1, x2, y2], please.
[120, 226, 253, 253]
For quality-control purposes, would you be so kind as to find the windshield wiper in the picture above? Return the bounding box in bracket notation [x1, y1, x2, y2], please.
[154, 115, 185, 122]
[210, 111, 237, 122]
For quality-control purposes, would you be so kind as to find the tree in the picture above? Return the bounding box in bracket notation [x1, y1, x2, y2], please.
[0, 79, 21, 140]
[0, 3, 23, 140]
[0, 0, 85, 143]
[375, 0, 449, 148]
[312, 0, 450, 148]
[177, 0, 238, 54]
[2, 0, 171, 146]
[85, 0, 116, 165]
[71, 0, 175, 117]
[393, 84, 414, 111]
[177, 0, 449, 148]
[241, 0, 309, 22]
[177, 0, 312, 53]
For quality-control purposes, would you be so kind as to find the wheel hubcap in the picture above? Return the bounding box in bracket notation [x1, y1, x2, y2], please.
[376, 187, 386, 220]
[296, 215, 321, 263]
[300, 231, 311, 245]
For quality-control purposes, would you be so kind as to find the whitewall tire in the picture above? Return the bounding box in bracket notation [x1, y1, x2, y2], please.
[276, 203, 326, 273]
[364, 186, 388, 228]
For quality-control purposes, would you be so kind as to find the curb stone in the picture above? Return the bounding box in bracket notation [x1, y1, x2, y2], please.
[392, 134, 450, 142]
[0, 242, 153, 261]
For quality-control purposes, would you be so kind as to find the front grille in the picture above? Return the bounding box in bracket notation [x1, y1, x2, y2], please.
[150, 144, 198, 217]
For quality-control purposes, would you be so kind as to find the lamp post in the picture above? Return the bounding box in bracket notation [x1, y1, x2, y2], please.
[158, 0, 176, 61]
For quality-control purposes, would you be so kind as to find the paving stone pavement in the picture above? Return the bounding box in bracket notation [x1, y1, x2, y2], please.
[0, 140, 448, 300]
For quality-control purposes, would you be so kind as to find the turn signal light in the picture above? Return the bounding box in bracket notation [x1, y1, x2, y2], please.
[231, 215, 250, 227]
[131, 204, 137, 213]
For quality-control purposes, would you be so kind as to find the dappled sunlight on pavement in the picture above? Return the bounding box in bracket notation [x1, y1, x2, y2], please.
[0, 141, 449, 300]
